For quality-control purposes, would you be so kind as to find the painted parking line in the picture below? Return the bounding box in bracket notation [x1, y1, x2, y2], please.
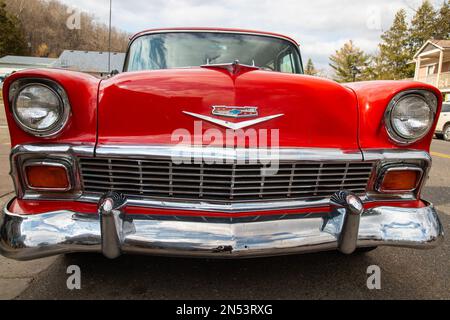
[431, 151, 450, 160]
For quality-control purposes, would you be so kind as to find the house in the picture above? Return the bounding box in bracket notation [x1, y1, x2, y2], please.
[53, 50, 126, 77]
[413, 40, 450, 101]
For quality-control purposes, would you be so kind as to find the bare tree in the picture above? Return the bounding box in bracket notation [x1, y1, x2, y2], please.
[3, 0, 129, 57]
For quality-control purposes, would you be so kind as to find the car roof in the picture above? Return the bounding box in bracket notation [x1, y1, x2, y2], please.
[130, 28, 300, 47]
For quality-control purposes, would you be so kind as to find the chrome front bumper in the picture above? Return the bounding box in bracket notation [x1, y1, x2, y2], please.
[0, 194, 444, 261]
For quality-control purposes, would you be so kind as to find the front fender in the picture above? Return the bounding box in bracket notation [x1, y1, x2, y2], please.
[2, 69, 100, 148]
[346, 81, 443, 152]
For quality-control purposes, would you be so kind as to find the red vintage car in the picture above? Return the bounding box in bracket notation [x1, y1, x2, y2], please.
[0, 28, 444, 260]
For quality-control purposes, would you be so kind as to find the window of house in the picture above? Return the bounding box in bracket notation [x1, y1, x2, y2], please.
[442, 103, 450, 113]
[444, 93, 449, 103]
[427, 64, 436, 75]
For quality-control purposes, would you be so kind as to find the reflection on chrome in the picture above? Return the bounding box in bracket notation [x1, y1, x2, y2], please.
[0, 192, 443, 261]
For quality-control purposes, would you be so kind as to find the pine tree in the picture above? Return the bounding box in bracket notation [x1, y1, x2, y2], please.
[435, 1, 450, 39]
[305, 58, 318, 76]
[0, 0, 27, 57]
[409, 0, 438, 53]
[376, 9, 415, 80]
[329, 41, 372, 82]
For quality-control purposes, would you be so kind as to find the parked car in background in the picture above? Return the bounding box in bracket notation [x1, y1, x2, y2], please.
[0, 75, 5, 90]
[0, 28, 444, 261]
[436, 102, 450, 141]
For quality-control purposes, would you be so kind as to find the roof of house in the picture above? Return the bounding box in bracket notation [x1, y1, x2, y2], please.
[430, 40, 450, 49]
[0, 55, 57, 67]
[53, 50, 126, 73]
[414, 39, 450, 58]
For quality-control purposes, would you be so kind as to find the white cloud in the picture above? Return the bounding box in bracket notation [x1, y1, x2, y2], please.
[58, 0, 446, 72]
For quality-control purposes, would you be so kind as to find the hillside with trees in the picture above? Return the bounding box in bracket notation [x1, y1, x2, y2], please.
[0, 1, 27, 57]
[1, 0, 129, 58]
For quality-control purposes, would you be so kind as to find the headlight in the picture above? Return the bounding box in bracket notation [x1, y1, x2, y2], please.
[11, 81, 71, 137]
[385, 90, 438, 145]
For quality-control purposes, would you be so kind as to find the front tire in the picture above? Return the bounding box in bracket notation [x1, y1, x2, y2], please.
[443, 125, 450, 142]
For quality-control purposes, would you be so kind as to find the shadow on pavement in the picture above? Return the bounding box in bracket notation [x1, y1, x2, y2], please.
[23, 250, 385, 300]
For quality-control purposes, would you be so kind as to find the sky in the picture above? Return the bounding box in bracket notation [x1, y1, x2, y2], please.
[58, 0, 445, 73]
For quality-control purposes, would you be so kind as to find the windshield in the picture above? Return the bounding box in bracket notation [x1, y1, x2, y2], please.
[125, 32, 303, 74]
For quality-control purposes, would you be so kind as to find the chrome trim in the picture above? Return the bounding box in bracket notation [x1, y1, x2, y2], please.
[362, 149, 432, 162]
[23, 160, 72, 192]
[0, 196, 443, 261]
[9, 144, 436, 212]
[131, 29, 300, 49]
[363, 149, 432, 201]
[183, 111, 284, 130]
[331, 191, 364, 254]
[99, 192, 128, 259]
[376, 165, 424, 193]
[94, 145, 365, 162]
[9, 80, 71, 138]
[202, 62, 260, 76]
[79, 194, 345, 213]
[384, 90, 438, 145]
[10, 144, 95, 199]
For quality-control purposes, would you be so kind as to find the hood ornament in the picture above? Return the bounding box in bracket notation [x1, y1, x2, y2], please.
[201, 60, 259, 76]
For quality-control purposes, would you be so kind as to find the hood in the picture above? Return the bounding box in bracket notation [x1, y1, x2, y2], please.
[98, 68, 359, 149]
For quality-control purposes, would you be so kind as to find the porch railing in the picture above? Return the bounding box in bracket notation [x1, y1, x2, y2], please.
[417, 72, 450, 89]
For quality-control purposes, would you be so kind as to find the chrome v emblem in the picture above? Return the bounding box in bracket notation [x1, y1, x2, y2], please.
[183, 111, 284, 130]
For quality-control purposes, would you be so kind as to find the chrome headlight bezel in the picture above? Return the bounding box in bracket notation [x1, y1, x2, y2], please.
[384, 90, 438, 145]
[9, 79, 71, 138]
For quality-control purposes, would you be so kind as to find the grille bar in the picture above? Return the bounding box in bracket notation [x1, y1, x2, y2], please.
[79, 157, 373, 203]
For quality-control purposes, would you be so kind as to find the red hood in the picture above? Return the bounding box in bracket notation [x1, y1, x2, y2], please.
[98, 68, 359, 149]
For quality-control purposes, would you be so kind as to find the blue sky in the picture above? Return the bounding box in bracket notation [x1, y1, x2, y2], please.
[59, 0, 445, 73]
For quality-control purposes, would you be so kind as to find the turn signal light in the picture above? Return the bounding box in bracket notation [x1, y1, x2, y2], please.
[25, 164, 70, 190]
[378, 168, 423, 193]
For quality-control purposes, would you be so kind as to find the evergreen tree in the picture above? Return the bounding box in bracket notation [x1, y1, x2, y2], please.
[305, 58, 318, 76]
[435, 1, 450, 39]
[0, 0, 27, 57]
[329, 41, 372, 82]
[409, 0, 438, 53]
[377, 9, 415, 80]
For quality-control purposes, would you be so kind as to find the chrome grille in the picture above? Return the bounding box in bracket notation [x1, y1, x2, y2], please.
[79, 158, 374, 203]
